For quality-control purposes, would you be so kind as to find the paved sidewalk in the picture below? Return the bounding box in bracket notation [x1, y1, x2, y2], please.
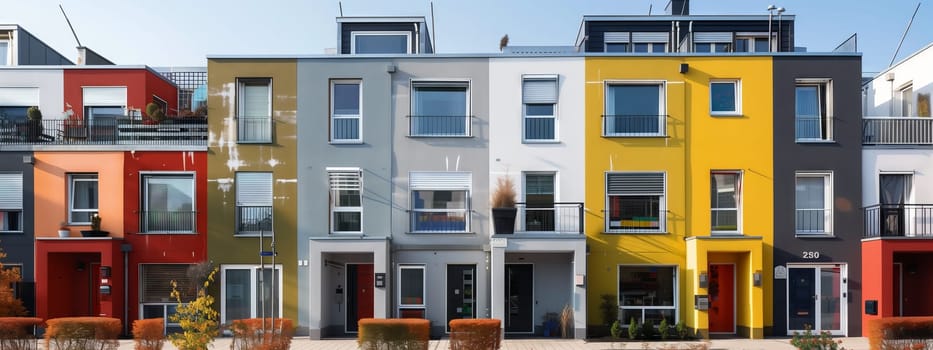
[105, 336, 869, 350]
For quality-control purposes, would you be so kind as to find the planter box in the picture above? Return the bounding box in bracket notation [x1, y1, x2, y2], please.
[492, 208, 517, 235]
[80, 230, 109, 237]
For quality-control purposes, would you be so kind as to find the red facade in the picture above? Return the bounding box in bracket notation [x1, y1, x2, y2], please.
[63, 68, 177, 119]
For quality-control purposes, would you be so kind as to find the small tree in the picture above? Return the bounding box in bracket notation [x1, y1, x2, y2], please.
[0, 245, 27, 316]
[609, 320, 623, 340]
[627, 318, 638, 340]
[658, 318, 671, 340]
[169, 262, 219, 350]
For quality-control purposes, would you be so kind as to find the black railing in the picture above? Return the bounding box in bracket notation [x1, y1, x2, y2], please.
[408, 115, 472, 137]
[237, 115, 272, 143]
[0, 117, 207, 145]
[863, 117, 933, 145]
[516, 202, 584, 234]
[602, 115, 666, 137]
[141, 211, 196, 233]
[237, 206, 273, 234]
[864, 204, 933, 238]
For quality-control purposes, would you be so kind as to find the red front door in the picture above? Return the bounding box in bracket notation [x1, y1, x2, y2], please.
[357, 264, 374, 321]
[708, 264, 735, 333]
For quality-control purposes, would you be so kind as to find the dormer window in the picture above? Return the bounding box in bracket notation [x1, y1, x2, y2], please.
[351, 31, 411, 54]
[0, 40, 9, 65]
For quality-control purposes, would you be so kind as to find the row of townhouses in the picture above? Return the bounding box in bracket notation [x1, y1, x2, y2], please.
[1, 0, 932, 340]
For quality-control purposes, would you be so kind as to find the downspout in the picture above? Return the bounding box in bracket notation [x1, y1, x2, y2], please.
[671, 21, 676, 52]
[414, 23, 420, 54]
[121, 243, 132, 336]
[675, 21, 681, 52]
[688, 21, 693, 52]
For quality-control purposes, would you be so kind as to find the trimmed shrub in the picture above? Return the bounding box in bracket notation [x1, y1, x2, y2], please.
[132, 318, 164, 350]
[640, 320, 654, 340]
[228, 318, 294, 350]
[658, 318, 671, 340]
[868, 317, 933, 350]
[675, 320, 690, 340]
[609, 320, 623, 340]
[627, 317, 638, 340]
[449, 319, 500, 350]
[44, 317, 121, 350]
[0, 317, 42, 350]
[357, 318, 429, 350]
[791, 324, 842, 350]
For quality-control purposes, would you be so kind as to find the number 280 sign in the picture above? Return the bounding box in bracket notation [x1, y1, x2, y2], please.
[802, 251, 820, 259]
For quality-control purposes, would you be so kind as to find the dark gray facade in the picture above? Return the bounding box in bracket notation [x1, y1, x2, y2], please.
[338, 21, 433, 55]
[15, 27, 72, 65]
[580, 17, 794, 53]
[772, 55, 862, 336]
[0, 151, 34, 315]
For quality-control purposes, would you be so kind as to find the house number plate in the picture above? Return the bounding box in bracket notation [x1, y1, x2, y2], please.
[802, 251, 820, 259]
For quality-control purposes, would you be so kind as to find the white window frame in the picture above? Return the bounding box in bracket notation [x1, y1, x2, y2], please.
[328, 168, 363, 234]
[330, 80, 363, 143]
[140, 172, 196, 234]
[711, 171, 742, 235]
[409, 80, 472, 137]
[709, 80, 741, 116]
[350, 31, 412, 54]
[603, 81, 667, 137]
[603, 32, 630, 53]
[632, 42, 667, 53]
[138, 263, 194, 334]
[522, 75, 559, 143]
[795, 172, 833, 236]
[236, 78, 273, 144]
[605, 172, 666, 234]
[0, 172, 23, 233]
[795, 79, 834, 142]
[235, 172, 274, 236]
[617, 264, 678, 327]
[219, 264, 283, 325]
[68, 173, 98, 225]
[409, 172, 472, 233]
[899, 82, 913, 117]
[398, 264, 426, 317]
[0, 40, 11, 66]
[734, 33, 771, 53]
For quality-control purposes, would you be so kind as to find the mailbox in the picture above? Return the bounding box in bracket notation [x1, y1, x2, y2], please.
[865, 300, 878, 315]
[695, 295, 709, 310]
[374, 273, 386, 288]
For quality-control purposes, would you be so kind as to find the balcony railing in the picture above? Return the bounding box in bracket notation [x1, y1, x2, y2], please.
[0, 118, 207, 146]
[141, 211, 196, 233]
[516, 202, 584, 234]
[410, 209, 469, 233]
[602, 115, 667, 137]
[863, 117, 933, 145]
[408, 115, 472, 137]
[237, 116, 272, 143]
[864, 204, 933, 238]
[795, 208, 831, 234]
[236, 206, 273, 234]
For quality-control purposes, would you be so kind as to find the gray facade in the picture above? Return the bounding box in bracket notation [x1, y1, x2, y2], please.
[771, 55, 862, 336]
[11, 27, 72, 65]
[0, 151, 35, 315]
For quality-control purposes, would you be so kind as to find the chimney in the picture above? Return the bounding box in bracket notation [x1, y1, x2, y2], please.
[668, 0, 689, 15]
[76, 46, 115, 65]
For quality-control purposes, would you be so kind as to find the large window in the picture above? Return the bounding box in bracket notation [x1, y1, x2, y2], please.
[522, 76, 558, 142]
[410, 82, 470, 137]
[221, 265, 282, 324]
[329, 169, 362, 233]
[619, 265, 677, 326]
[142, 174, 194, 233]
[603, 32, 630, 53]
[900, 83, 913, 117]
[796, 172, 832, 235]
[523, 173, 555, 232]
[140, 264, 193, 334]
[237, 78, 272, 143]
[331, 80, 362, 143]
[351, 32, 411, 54]
[694, 33, 733, 53]
[235, 172, 273, 235]
[398, 265, 426, 318]
[604, 83, 665, 137]
[603, 32, 668, 53]
[410, 172, 471, 233]
[795, 80, 833, 142]
[0, 173, 23, 233]
[606, 172, 665, 233]
[0, 88, 39, 125]
[82, 87, 126, 141]
[734, 35, 771, 52]
[69, 174, 98, 224]
[710, 80, 740, 116]
[711, 172, 741, 234]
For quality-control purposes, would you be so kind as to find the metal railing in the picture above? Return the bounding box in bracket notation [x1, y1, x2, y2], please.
[237, 206, 273, 234]
[410, 210, 469, 233]
[863, 117, 933, 145]
[408, 115, 472, 137]
[141, 211, 196, 233]
[795, 208, 831, 234]
[602, 115, 666, 137]
[237, 115, 273, 143]
[795, 115, 829, 141]
[516, 202, 584, 234]
[864, 204, 933, 238]
[0, 118, 207, 145]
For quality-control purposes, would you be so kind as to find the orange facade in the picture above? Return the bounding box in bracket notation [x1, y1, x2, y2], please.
[34, 152, 125, 237]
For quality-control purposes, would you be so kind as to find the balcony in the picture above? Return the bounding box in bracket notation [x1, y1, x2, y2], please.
[408, 115, 472, 137]
[863, 117, 933, 145]
[236, 206, 273, 235]
[602, 115, 667, 137]
[0, 117, 207, 146]
[864, 204, 933, 238]
[516, 202, 584, 234]
[236, 115, 272, 143]
[140, 211, 196, 233]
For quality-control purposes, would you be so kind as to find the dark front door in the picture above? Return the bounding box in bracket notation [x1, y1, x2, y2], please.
[788, 267, 816, 331]
[446, 265, 476, 332]
[505, 264, 534, 333]
[346, 264, 373, 332]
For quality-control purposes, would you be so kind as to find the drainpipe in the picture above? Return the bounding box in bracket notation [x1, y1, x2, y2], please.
[670, 21, 675, 51]
[121, 243, 132, 336]
[675, 21, 681, 52]
[688, 21, 693, 52]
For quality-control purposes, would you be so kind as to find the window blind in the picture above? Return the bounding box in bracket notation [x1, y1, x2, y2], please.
[0, 173, 22, 210]
[83, 87, 127, 106]
[409, 171, 471, 190]
[522, 76, 559, 104]
[632, 32, 669, 43]
[607, 172, 664, 195]
[329, 170, 362, 191]
[694, 32, 733, 43]
[236, 172, 273, 206]
[0, 88, 38, 106]
[240, 80, 270, 117]
[604, 32, 630, 43]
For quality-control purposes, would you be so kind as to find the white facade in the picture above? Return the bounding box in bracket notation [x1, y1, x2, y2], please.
[0, 68, 65, 119]
[864, 43, 933, 117]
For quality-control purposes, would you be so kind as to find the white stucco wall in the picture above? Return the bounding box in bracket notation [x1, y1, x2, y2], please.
[0, 68, 65, 119]
[863, 149, 933, 205]
[864, 43, 933, 117]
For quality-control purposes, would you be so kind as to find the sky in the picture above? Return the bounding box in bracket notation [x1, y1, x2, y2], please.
[1, 0, 931, 74]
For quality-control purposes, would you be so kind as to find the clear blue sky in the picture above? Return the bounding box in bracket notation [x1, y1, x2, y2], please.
[1, 0, 930, 74]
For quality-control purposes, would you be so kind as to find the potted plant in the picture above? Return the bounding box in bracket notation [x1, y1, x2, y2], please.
[145, 102, 166, 125]
[491, 176, 517, 234]
[25, 106, 43, 142]
[80, 214, 109, 237]
[57, 221, 70, 238]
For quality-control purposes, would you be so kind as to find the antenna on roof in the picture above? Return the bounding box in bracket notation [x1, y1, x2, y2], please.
[59, 4, 82, 47]
[648, 4, 653, 15]
[430, 1, 437, 53]
[890, 2, 921, 67]
[338, 1, 344, 17]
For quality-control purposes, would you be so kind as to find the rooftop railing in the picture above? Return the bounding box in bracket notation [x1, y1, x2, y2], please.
[864, 204, 933, 238]
[0, 117, 207, 146]
[863, 116, 933, 145]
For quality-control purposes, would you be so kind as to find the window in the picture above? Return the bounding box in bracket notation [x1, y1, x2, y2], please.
[604, 83, 665, 137]
[152, 95, 168, 117]
[523, 173, 555, 232]
[221, 265, 282, 324]
[0, 41, 9, 66]
[606, 172, 665, 233]
[351, 32, 411, 54]
[795, 80, 833, 141]
[900, 83, 913, 117]
[410, 172, 471, 233]
[710, 80, 740, 115]
[398, 265, 426, 318]
[619, 265, 676, 326]
[142, 174, 194, 233]
[734, 36, 770, 52]
[410, 82, 470, 137]
[69, 174, 98, 224]
[331, 80, 362, 143]
[0, 173, 23, 233]
[711, 172, 741, 234]
[604, 32, 630, 53]
[694, 43, 732, 52]
[796, 172, 832, 235]
[0, 88, 39, 126]
[235, 172, 273, 235]
[694, 32, 733, 53]
[237, 78, 272, 143]
[522, 76, 558, 142]
[140, 264, 193, 334]
[329, 169, 362, 233]
[632, 32, 669, 53]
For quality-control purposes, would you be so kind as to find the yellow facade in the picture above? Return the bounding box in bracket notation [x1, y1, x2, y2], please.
[585, 56, 773, 338]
